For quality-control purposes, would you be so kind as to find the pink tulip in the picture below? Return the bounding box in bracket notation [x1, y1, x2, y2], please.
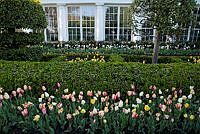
[22, 109, 28, 116]
[57, 103, 62, 108]
[79, 95, 83, 100]
[42, 108, 47, 114]
[48, 97, 51, 102]
[42, 86, 46, 91]
[62, 95, 65, 99]
[20, 89, 24, 94]
[168, 108, 172, 112]
[12, 91, 17, 97]
[66, 114, 72, 119]
[175, 103, 182, 111]
[28, 86, 32, 90]
[0, 103, 2, 107]
[174, 91, 177, 95]
[105, 96, 109, 101]
[57, 83, 61, 88]
[131, 84, 135, 90]
[18, 93, 22, 98]
[56, 89, 59, 93]
[112, 94, 116, 100]
[127, 91, 132, 96]
[0, 95, 3, 100]
[132, 91, 136, 96]
[149, 85, 152, 90]
[116, 92, 120, 99]
[179, 90, 182, 94]
[103, 92, 107, 96]
[153, 86, 156, 90]
[132, 112, 138, 119]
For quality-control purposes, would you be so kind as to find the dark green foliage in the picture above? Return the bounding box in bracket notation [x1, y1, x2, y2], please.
[0, 0, 47, 48]
[109, 55, 124, 62]
[0, 0, 47, 29]
[0, 47, 46, 61]
[0, 32, 45, 48]
[0, 61, 199, 97]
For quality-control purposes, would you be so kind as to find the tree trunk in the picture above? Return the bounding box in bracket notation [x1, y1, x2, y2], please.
[152, 28, 160, 64]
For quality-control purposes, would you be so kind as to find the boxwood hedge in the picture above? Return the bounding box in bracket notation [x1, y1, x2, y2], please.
[0, 60, 199, 97]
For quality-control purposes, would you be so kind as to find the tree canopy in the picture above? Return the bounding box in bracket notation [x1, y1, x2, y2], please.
[0, 0, 47, 30]
[130, 0, 197, 63]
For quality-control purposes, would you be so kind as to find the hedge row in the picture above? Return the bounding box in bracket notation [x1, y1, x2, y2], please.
[0, 60, 199, 97]
[45, 53, 189, 64]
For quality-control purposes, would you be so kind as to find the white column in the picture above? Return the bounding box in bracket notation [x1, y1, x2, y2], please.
[96, 2, 104, 41]
[187, 26, 191, 41]
[57, 4, 66, 42]
[133, 15, 142, 42]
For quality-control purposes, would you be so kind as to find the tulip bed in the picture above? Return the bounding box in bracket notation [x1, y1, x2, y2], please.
[0, 84, 200, 134]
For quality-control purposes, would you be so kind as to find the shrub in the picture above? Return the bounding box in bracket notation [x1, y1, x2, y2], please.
[109, 55, 124, 62]
[0, 61, 199, 97]
[0, 47, 46, 61]
[0, 0, 47, 47]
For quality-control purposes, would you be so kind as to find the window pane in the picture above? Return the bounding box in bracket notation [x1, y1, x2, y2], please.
[45, 7, 58, 41]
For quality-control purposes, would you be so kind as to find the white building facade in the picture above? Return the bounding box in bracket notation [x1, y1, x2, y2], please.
[41, 0, 200, 43]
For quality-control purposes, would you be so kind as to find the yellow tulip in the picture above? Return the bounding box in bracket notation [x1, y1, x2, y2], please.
[90, 99, 95, 104]
[81, 109, 86, 114]
[190, 115, 195, 120]
[184, 103, 189, 108]
[132, 108, 136, 112]
[144, 105, 150, 112]
[41, 94, 44, 99]
[184, 114, 188, 118]
[125, 99, 128, 104]
[103, 119, 107, 124]
[78, 106, 81, 110]
[33, 115, 40, 122]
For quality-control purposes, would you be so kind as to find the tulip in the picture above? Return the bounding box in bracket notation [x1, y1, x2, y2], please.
[179, 90, 182, 94]
[190, 115, 195, 120]
[23, 85, 27, 91]
[57, 103, 62, 108]
[99, 110, 104, 118]
[0, 103, 2, 107]
[153, 86, 156, 90]
[127, 91, 132, 96]
[178, 98, 183, 103]
[139, 91, 144, 97]
[149, 100, 152, 104]
[81, 109, 86, 114]
[182, 95, 187, 100]
[132, 91, 136, 96]
[42, 108, 47, 114]
[131, 84, 135, 90]
[42, 86, 46, 91]
[18, 106, 23, 111]
[87, 91, 93, 96]
[45, 92, 49, 98]
[157, 89, 161, 95]
[190, 86, 194, 90]
[18, 93, 22, 98]
[152, 94, 156, 98]
[28, 86, 32, 90]
[145, 94, 149, 99]
[103, 91, 107, 96]
[184, 114, 188, 118]
[184, 103, 189, 108]
[118, 100, 123, 107]
[104, 107, 109, 113]
[12, 91, 17, 97]
[168, 108, 172, 112]
[115, 106, 119, 111]
[190, 89, 195, 95]
[41, 94, 44, 99]
[33, 115, 40, 122]
[116, 92, 120, 99]
[188, 94, 192, 99]
[144, 105, 150, 112]
[57, 83, 61, 88]
[97, 91, 101, 96]
[149, 85, 152, 90]
[56, 89, 59, 92]
[90, 111, 95, 117]
[81, 100, 85, 105]
[22, 109, 28, 116]
[58, 108, 63, 114]
[0, 94, 4, 100]
[164, 115, 169, 119]
[91, 99, 95, 104]
[17, 88, 21, 93]
[198, 107, 200, 113]
[132, 112, 138, 119]
[79, 95, 83, 100]
[4, 93, 9, 100]
[64, 88, 69, 93]
[93, 119, 96, 124]
[48, 104, 53, 111]
[125, 99, 128, 104]
[112, 94, 116, 100]
[62, 94, 65, 99]
[175, 103, 182, 111]
[66, 114, 72, 119]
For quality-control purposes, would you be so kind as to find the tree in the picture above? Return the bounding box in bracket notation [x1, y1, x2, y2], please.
[0, 0, 47, 48]
[130, 0, 197, 63]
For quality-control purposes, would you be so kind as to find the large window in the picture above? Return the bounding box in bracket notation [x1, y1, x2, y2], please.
[140, 23, 154, 41]
[44, 7, 58, 41]
[105, 6, 131, 41]
[68, 6, 95, 41]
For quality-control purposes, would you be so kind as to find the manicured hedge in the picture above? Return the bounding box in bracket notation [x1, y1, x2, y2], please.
[0, 47, 46, 61]
[0, 60, 199, 97]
